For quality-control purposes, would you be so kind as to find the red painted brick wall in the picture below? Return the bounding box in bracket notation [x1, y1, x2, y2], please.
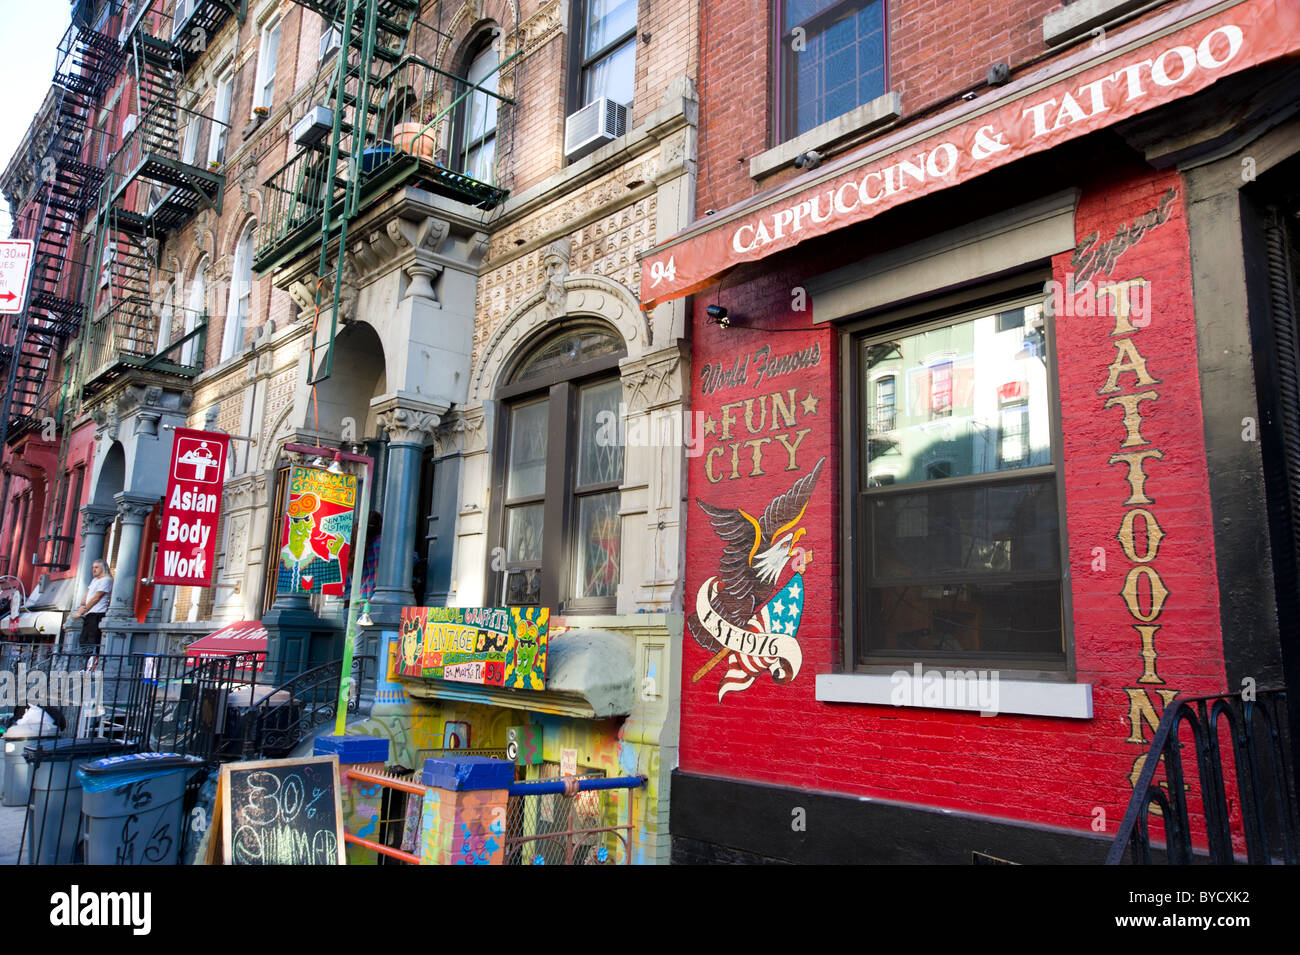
[681, 163, 1233, 840]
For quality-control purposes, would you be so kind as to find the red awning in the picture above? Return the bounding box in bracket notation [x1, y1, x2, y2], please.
[637, 0, 1300, 310]
[185, 620, 268, 660]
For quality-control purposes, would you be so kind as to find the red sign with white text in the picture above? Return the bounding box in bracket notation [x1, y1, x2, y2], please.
[153, 428, 229, 586]
[638, 0, 1300, 309]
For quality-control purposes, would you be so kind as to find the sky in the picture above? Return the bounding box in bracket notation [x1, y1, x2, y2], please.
[0, 1, 77, 236]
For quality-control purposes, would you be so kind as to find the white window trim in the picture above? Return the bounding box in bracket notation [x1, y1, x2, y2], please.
[252, 18, 281, 114]
[221, 226, 254, 361]
[207, 67, 234, 166]
[751, 91, 901, 180]
[816, 672, 1093, 719]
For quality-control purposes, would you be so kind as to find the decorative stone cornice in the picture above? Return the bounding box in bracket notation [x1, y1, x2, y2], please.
[620, 347, 687, 412]
[433, 408, 487, 457]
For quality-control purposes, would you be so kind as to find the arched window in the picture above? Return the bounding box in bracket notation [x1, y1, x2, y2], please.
[221, 223, 255, 361]
[455, 34, 499, 184]
[489, 322, 627, 612]
[184, 259, 207, 367]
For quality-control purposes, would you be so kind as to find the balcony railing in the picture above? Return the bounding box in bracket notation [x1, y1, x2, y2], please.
[255, 54, 510, 271]
[83, 310, 208, 394]
[100, 99, 226, 233]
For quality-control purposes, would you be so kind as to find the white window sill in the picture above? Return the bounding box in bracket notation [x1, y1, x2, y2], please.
[749, 91, 902, 180]
[815, 671, 1093, 719]
[1042, 0, 1151, 47]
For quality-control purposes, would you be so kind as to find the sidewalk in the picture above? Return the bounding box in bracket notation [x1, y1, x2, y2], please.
[0, 803, 24, 865]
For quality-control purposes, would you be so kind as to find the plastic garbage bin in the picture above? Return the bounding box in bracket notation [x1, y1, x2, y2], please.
[79, 753, 205, 865]
[23, 738, 129, 864]
[2, 708, 61, 807]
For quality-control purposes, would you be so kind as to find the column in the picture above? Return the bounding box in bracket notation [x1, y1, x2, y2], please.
[67, 505, 116, 648]
[104, 493, 155, 621]
[369, 402, 440, 626]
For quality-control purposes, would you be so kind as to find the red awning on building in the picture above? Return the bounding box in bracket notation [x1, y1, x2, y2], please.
[636, 0, 1300, 310]
[185, 620, 268, 660]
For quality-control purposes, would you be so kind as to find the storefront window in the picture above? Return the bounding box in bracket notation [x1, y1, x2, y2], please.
[492, 323, 627, 611]
[852, 296, 1065, 668]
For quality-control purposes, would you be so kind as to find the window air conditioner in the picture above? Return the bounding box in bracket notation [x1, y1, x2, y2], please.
[563, 97, 628, 163]
[293, 105, 334, 147]
[319, 26, 343, 62]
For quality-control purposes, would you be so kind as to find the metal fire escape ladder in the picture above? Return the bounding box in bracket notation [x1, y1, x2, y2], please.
[306, 0, 420, 386]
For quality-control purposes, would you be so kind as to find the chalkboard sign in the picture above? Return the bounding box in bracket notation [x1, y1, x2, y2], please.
[220, 755, 345, 865]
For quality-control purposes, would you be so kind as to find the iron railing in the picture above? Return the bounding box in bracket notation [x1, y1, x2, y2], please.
[1107, 688, 1298, 864]
[504, 775, 646, 865]
[7, 648, 377, 864]
[255, 52, 510, 269]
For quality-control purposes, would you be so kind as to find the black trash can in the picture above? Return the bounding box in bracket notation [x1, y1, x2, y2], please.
[78, 753, 206, 865]
[23, 738, 130, 865]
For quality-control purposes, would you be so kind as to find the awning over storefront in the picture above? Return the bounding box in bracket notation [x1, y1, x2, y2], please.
[185, 620, 268, 660]
[637, 0, 1300, 310]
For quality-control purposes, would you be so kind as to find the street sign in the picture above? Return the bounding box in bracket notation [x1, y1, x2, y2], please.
[0, 239, 34, 315]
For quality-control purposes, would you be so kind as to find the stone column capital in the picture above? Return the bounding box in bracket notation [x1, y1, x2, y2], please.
[114, 492, 158, 524]
[80, 505, 117, 535]
[372, 396, 447, 446]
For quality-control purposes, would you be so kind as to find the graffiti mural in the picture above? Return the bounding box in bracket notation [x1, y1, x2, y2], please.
[395, 606, 550, 688]
[688, 456, 825, 699]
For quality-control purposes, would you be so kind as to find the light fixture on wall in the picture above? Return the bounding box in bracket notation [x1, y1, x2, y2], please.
[357, 599, 373, 628]
[327, 452, 344, 475]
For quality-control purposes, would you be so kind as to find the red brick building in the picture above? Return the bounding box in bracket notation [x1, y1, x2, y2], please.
[651, 0, 1300, 862]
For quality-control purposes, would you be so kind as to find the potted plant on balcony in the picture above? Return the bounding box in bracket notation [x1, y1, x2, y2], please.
[208, 160, 221, 171]
[393, 112, 437, 160]
[253, 106, 269, 120]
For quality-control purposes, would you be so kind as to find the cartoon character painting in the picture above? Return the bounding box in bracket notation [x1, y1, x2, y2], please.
[689, 456, 824, 700]
[276, 466, 356, 597]
[277, 491, 345, 593]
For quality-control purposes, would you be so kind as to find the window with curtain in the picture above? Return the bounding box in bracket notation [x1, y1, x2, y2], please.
[222, 226, 254, 361]
[490, 324, 627, 612]
[457, 37, 499, 184]
[573, 0, 636, 109]
[777, 0, 886, 141]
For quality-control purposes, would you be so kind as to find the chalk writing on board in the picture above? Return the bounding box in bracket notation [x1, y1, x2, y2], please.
[222, 756, 343, 865]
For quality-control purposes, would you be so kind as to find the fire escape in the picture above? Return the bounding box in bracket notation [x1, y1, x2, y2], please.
[79, 2, 229, 399]
[255, 0, 514, 384]
[0, 16, 123, 571]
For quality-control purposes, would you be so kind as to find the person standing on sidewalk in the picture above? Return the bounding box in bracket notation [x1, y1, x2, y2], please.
[70, 560, 113, 647]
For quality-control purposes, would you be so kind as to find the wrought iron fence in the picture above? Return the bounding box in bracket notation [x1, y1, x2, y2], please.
[1107, 688, 1298, 864]
[6, 649, 376, 864]
[504, 775, 646, 865]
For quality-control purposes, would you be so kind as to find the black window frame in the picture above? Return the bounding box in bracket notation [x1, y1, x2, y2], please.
[451, 30, 501, 183]
[773, 0, 889, 146]
[487, 324, 627, 615]
[841, 280, 1075, 680]
[567, 0, 638, 115]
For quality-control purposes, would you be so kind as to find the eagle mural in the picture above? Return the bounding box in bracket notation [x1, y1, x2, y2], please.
[688, 456, 825, 700]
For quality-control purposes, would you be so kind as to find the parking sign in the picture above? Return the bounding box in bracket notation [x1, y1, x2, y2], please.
[0, 240, 35, 315]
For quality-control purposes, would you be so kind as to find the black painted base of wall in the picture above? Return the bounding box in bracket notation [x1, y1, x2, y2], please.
[671, 770, 1117, 865]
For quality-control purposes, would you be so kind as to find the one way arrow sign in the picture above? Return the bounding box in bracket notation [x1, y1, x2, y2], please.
[0, 240, 34, 315]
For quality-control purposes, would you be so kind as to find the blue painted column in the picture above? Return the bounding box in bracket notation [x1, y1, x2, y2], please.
[100, 493, 155, 654]
[368, 403, 441, 628]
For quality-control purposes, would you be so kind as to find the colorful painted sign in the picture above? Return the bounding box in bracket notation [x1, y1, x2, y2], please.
[153, 428, 230, 586]
[396, 606, 549, 689]
[639, 0, 1300, 308]
[276, 465, 357, 597]
[689, 456, 824, 700]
